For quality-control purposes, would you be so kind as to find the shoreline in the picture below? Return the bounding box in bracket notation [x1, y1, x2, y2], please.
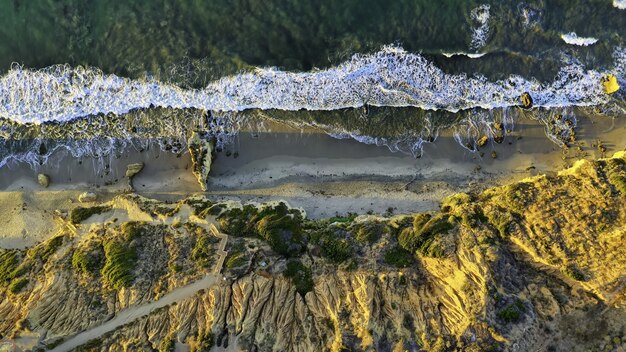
[0, 113, 625, 248]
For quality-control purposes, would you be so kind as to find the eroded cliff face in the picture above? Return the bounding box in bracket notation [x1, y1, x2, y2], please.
[1, 153, 626, 352]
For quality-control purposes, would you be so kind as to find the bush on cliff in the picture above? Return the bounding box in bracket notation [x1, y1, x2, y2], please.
[101, 240, 137, 290]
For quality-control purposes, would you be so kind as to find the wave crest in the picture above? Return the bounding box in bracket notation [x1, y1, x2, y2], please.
[0, 46, 622, 125]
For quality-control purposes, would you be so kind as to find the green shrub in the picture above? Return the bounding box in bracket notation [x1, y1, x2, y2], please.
[9, 277, 28, 294]
[217, 204, 260, 237]
[225, 252, 247, 269]
[120, 221, 146, 241]
[608, 174, 626, 194]
[383, 246, 414, 268]
[497, 299, 525, 323]
[256, 214, 304, 256]
[184, 198, 214, 217]
[101, 240, 137, 290]
[412, 213, 432, 230]
[398, 214, 453, 257]
[352, 222, 386, 244]
[321, 237, 353, 263]
[194, 331, 214, 352]
[70, 206, 110, 224]
[72, 243, 104, 275]
[0, 250, 20, 283]
[329, 213, 357, 223]
[284, 260, 314, 297]
[159, 334, 176, 352]
[487, 209, 515, 237]
[28, 234, 65, 261]
[561, 265, 585, 281]
[192, 232, 219, 268]
[219, 203, 306, 257]
[309, 228, 353, 263]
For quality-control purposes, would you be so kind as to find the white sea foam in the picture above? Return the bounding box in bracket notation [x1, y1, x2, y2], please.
[518, 3, 542, 28]
[614, 0, 626, 9]
[0, 46, 621, 125]
[470, 4, 491, 50]
[561, 32, 599, 46]
[442, 52, 486, 58]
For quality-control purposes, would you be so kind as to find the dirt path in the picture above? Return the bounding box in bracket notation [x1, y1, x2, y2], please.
[49, 223, 229, 352]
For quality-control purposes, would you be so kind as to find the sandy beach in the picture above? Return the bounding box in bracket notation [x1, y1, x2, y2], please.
[1, 111, 624, 249]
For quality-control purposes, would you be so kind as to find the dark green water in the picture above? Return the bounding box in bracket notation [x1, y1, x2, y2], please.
[0, 0, 625, 168]
[1, 0, 625, 84]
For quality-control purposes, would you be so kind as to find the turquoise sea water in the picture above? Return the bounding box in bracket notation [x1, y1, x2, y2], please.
[0, 0, 625, 166]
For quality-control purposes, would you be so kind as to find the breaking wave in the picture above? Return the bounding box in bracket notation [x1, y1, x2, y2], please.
[0, 46, 623, 125]
[442, 52, 487, 59]
[561, 32, 599, 46]
[614, 0, 626, 10]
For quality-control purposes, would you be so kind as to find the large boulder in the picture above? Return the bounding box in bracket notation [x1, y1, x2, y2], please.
[125, 163, 144, 178]
[125, 163, 144, 191]
[37, 173, 50, 188]
[602, 74, 620, 94]
[188, 132, 215, 191]
[78, 192, 97, 203]
[520, 92, 533, 109]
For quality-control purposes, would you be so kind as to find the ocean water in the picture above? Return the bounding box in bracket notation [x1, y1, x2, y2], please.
[0, 0, 625, 167]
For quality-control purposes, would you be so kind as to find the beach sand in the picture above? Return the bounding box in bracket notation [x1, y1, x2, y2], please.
[1, 111, 624, 248]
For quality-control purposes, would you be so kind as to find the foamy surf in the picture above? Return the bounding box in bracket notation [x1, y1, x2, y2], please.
[470, 4, 491, 50]
[442, 52, 487, 58]
[0, 46, 622, 125]
[561, 32, 599, 46]
[614, 0, 626, 9]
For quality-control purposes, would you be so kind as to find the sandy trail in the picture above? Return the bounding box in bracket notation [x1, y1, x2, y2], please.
[48, 274, 220, 352]
[47, 223, 228, 352]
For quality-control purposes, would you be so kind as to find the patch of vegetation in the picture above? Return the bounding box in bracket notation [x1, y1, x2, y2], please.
[561, 265, 585, 281]
[501, 182, 535, 214]
[101, 240, 137, 290]
[159, 333, 176, 352]
[72, 242, 105, 276]
[185, 198, 214, 217]
[397, 214, 453, 258]
[192, 231, 219, 268]
[352, 222, 386, 244]
[256, 213, 304, 256]
[28, 234, 65, 261]
[8, 277, 28, 294]
[497, 299, 525, 323]
[120, 221, 147, 241]
[384, 245, 414, 268]
[217, 204, 260, 237]
[440, 193, 472, 213]
[309, 229, 353, 263]
[284, 260, 314, 297]
[75, 337, 102, 352]
[70, 205, 111, 224]
[486, 209, 514, 237]
[219, 202, 305, 257]
[608, 173, 626, 195]
[225, 252, 247, 269]
[194, 331, 215, 352]
[0, 250, 21, 284]
[153, 204, 182, 218]
[329, 213, 358, 224]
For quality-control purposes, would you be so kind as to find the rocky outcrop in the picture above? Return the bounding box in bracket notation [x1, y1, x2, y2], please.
[188, 131, 215, 191]
[78, 192, 97, 203]
[520, 92, 533, 109]
[602, 74, 620, 94]
[125, 162, 144, 190]
[37, 173, 50, 188]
